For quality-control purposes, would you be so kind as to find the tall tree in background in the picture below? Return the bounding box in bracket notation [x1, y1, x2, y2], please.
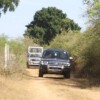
[84, 0, 100, 35]
[84, 0, 100, 21]
[0, 0, 19, 15]
[24, 7, 81, 44]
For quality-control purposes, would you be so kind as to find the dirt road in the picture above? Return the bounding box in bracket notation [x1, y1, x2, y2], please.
[0, 68, 100, 100]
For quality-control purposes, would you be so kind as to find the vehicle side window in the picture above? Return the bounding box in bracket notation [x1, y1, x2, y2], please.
[60, 52, 68, 59]
[43, 50, 52, 58]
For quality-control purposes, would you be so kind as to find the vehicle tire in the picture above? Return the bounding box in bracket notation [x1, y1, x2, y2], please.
[39, 70, 43, 77]
[63, 71, 70, 78]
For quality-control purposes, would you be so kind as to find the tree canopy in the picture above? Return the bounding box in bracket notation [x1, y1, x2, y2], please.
[0, 0, 19, 15]
[84, 0, 100, 35]
[24, 7, 81, 44]
[84, 0, 100, 21]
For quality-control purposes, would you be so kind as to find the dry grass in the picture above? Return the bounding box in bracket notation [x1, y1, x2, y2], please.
[0, 69, 100, 100]
[0, 76, 34, 100]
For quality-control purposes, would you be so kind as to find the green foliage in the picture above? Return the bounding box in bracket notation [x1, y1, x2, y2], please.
[91, 19, 100, 35]
[84, 0, 100, 21]
[84, 0, 100, 35]
[0, 0, 19, 14]
[49, 31, 83, 59]
[0, 36, 39, 76]
[49, 31, 100, 78]
[9, 39, 25, 56]
[22, 36, 40, 48]
[8, 37, 40, 68]
[0, 34, 7, 51]
[24, 7, 81, 44]
[79, 34, 100, 77]
[0, 35, 8, 67]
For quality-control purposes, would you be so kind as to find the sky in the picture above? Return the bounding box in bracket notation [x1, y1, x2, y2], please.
[0, 0, 86, 39]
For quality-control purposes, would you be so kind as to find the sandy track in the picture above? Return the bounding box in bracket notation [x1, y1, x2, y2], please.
[0, 68, 100, 100]
[25, 68, 100, 100]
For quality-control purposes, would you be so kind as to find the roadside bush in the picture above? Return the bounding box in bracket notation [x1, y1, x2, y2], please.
[0, 35, 8, 67]
[0, 37, 29, 75]
[0, 35, 7, 50]
[79, 34, 100, 78]
[49, 31, 82, 56]
[0, 36, 39, 76]
[49, 31, 100, 78]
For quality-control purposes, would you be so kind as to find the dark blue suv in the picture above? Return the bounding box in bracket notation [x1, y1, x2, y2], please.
[39, 49, 72, 78]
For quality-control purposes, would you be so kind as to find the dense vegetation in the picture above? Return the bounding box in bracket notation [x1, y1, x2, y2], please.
[24, 7, 81, 44]
[48, 0, 100, 78]
[0, 35, 36, 76]
[0, 0, 19, 15]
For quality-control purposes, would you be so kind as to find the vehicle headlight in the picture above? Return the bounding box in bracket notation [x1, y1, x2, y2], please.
[40, 61, 48, 65]
[63, 62, 70, 66]
[28, 59, 31, 62]
[66, 63, 70, 66]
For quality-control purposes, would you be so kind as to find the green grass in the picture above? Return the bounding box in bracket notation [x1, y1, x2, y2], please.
[0, 36, 37, 76]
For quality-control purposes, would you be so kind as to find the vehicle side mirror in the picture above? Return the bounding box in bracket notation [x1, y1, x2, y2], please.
[69, 57, 73, 60]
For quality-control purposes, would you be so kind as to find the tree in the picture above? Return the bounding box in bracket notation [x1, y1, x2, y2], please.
[0, 0, 19, 15]
[84, 0, 100, 22]
[84, 0, 100, 35]
[24, 7, 81, 44]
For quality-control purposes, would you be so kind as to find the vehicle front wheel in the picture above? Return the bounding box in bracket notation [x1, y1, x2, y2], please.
[63, 71, 70, 78]
[39, 70, 44, 77]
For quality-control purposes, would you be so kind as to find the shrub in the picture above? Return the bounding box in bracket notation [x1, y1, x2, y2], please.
[79, 34, 100, 78]
[49, 31, 100, 78]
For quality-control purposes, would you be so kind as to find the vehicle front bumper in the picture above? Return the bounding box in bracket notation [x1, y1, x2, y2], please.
[28, 61, 40, 66]
[39, 65, 71, 74]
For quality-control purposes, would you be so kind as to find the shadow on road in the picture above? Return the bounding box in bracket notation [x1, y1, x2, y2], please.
[27, 66, 39, 69]
[24, 68, 100, 89]
[44, 76, 65, 80]
[43, 75, 92, 89]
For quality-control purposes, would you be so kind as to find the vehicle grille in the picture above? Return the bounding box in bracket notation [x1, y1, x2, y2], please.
[48, 62, 61, 66]
[32, 59, 40, 61]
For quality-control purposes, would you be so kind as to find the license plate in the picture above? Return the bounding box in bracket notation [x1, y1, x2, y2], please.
[48, 65, 60, 68]
[48, 66, 62, 71]
[33, 61, 39, 64]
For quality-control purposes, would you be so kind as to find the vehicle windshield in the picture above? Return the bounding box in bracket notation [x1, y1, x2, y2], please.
[29, 54, 42, 58]
[42, 50, 69, 60]
[29, 48, 42, 53]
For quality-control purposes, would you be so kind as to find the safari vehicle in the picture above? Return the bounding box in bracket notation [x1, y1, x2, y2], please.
[39, 48, 72, 78]
[27, 46, 43, 68]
